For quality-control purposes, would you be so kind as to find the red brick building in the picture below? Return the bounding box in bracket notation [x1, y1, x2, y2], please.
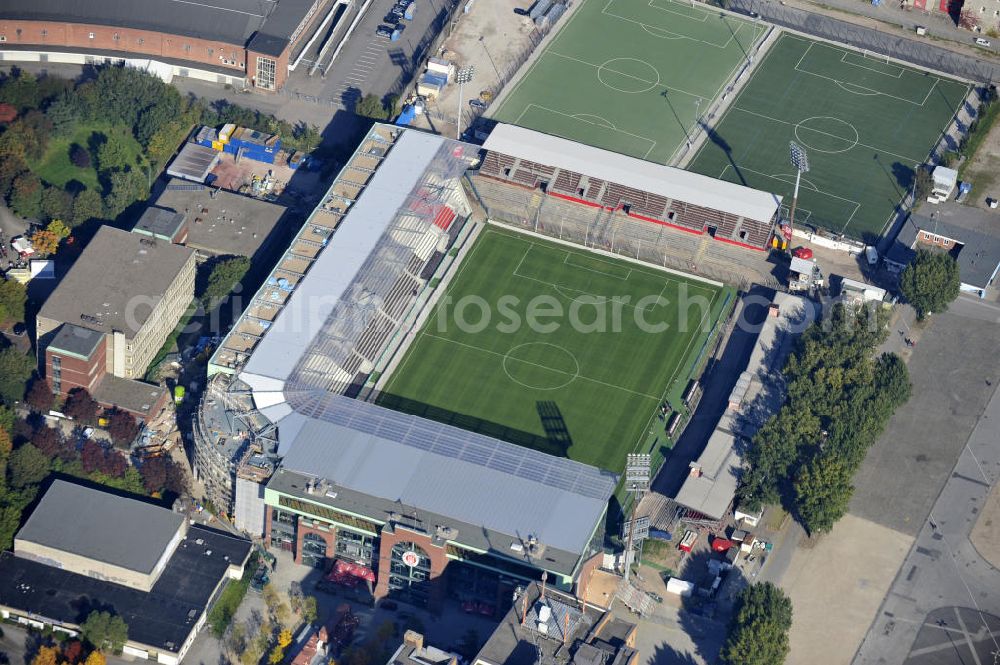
[0, 0, 336, 92]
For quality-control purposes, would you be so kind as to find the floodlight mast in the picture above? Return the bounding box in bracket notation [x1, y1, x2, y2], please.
[455, 66, 475, 140]
[622, 453, 651, 583]
[788, 141, 810, 245]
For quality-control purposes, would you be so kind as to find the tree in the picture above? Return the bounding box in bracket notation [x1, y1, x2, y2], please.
[47, 218, 71, 240]
[140, 455, 168, 493]
[278, 630, 293, 649]
[721, 582, 793, 665]
[199, 256, 251, 307]
[70, 143, 92, 168]
[0, 278, 27, 325]
[31, 645, 60, 665]
[8, 444, 50, 487]
[64, 388, 99, 423]
[103, 169, 147, 217]
[80, 611, 129, 654]
[31, 425, 64, 459]
[900, 249, 960, 320]
[794, 454, 854, 534]
[0, 428, 12, 459]
[26, 380, 55, 413]
[268, 646, 285, 665]
[958, 7, 980, 29]
[288, 122, 321, 154]
[29, 228, 60, 257]
[72, 189, 103, 227]
[83, 652, 105, 665]
[41, 188, 74, 223]
[95, 132, 131, 173]
[46, 93, 80, 136]
[9, 172, 44, 219]
[301, 596, 318, 624]
[63, 640, 84, 664]
[106, 409, 140, 447]
[355, 94, 388, 120]
[0, 346, 33, 403]
[81, 439, 105, 474]
[0, 151, 28, 201]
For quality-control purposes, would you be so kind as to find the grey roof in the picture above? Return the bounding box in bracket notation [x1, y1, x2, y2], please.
[275, 397, 616, 557]
[152, 179, 289, 258]
[886, 205, 1000, 289]
[92, 374, 168, 419]
[48, 323, 103, 359]
[482, 124, 782, 224]
[133, 207, 186, 242]
[167, 143, 221, 184]
[38, 226, 194, 339]
[0, 0, 315, 52]
[248, 0, 317, 56]
[0, 525, 251, 654]
[15, 480, 185, 574]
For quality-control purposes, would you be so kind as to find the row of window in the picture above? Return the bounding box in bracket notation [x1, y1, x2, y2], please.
[0, 30, 243, 67]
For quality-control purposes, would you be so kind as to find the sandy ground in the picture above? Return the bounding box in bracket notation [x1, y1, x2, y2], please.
[971, 477, 1000, 569]
[781, 514, 913, 665]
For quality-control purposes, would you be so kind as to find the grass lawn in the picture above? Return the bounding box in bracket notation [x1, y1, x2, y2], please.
[688, 34, 969, 240]
[34, 122, 145, 191]
[490, 0, 767, 164]
[378, 227, 731, 472]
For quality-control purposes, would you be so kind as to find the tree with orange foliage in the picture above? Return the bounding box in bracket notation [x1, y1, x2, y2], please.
[84, 652, 106, 665]
[29, 228, 60, 257]
[31, 645, 60, 665]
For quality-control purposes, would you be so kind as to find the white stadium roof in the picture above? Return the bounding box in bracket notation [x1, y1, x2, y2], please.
[482, 124, 782, 224]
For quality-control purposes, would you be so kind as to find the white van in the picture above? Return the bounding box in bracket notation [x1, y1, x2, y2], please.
[975, 37, 992, 47]
[864, 246, 879, 266]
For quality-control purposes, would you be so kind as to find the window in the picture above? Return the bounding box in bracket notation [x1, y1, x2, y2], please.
[301, 532, 328, 568]
[137, 37, 144, 45]
[184, 44, 191, 53]
[51, 356, 61, 368]
[88, 32, 95, 39]
[40, 29, 47, 38]
[208, 48, 214, 57]
[256, 56, 277, 91]
[387, 542, 432, 607]
[113, 33, 120, 41]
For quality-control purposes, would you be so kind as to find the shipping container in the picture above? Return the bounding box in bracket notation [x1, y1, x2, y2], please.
[666, 578, 695, 597]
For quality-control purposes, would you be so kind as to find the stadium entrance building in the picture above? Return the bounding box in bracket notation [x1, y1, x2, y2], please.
[197, 125, 616, 615]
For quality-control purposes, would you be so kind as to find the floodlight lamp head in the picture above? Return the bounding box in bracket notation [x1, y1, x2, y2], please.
[456, 66, 475, 84]
[789, 141, 810, 173]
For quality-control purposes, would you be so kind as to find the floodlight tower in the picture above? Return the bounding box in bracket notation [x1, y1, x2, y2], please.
[622, 453, 651, 583]
[788, 141, 810, 245]
[455, 66, 475, 140]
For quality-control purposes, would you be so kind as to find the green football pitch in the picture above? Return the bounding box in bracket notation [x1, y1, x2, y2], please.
[378, 228, 732, 472]
[489, 0, 767, 165]
[688, 33, 969, 240]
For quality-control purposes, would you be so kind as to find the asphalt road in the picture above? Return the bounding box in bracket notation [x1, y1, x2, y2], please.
[853, 297, 1000, 665]
[730, 0, 1000, 82]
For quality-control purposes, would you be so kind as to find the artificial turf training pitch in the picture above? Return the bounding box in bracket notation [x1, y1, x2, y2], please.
[688, 33, 969, 240]
[378, 228, 732, 473]
[490, 0, 767, 165]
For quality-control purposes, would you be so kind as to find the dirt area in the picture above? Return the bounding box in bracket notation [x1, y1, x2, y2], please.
[210, 152, 324, 199]
[583, 569, 621, 610]
[410, 0, 537, 136]
[781, 514, 913, 665]
[971, 477, 1000, 568]
[959, 113, 1000, 209]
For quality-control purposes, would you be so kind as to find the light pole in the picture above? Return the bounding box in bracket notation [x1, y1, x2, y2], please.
[455, 66, 475, 140]
[788, 141, 810, 246]
[622, 453, 651, 583]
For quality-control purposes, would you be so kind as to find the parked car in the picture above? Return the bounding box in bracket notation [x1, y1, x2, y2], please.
[383, 12, 400, 23]
[469, 99, 488, 110]
[975, 37, 992, 47]
[376, 25, 394, 38]
[11, 322, 25, 337]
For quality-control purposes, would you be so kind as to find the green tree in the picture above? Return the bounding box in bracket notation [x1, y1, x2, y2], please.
[9, 172, 44, 219]
[0, 346, 33, 403]
[288, 122, 321, 153]
[0, 278, 27, 325]
[96, 131, 131, 173]
[0, 151, 28, 201]
[899, 249, 960, 320]
[0, 69, 41, 112]
[355, 94, 388, 120]
[41, 187, 74, 223]
[104, 169, 148, 217]
[794, 454, 854, 534]
[80, 611, 129, 654]
[721, 582, 793, 665]
[301, 596, 318, 624]
[46, 92, 80, 137]
[72, 189, 104, 227]
[199, 256, 251, 307]
[8, 444, 50, 488]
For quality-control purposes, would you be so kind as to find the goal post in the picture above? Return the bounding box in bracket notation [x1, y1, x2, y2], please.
[862, 49, 891, 64]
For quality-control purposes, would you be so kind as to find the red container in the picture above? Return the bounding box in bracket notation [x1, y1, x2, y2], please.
[792, 247, 813, 259]
[711, 538, 734, 553]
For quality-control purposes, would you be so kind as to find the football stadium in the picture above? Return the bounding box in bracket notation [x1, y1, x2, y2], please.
[196, 123, 776, 611]
[490, 0, 768, 165]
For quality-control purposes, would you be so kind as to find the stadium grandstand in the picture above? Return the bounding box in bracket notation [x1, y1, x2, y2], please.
[0, 0, 343, 91]
[195, 124, 617, 614]
[468, 124, 784, 287]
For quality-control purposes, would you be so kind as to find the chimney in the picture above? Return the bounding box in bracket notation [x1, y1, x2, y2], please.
[768, 303, 780, 317]
[404, 630, 424, 652]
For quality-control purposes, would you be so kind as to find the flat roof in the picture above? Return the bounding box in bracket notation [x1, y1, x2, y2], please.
[134, 207, 186, 241]
[48, 323, 103, 360]
[92, 375, 168, 420]
[0, 525, 251, 654]
[167, 143, 221, 184]
[152, 179, 289, 258]
[482, 124, 782, 224]
[38, 226, 194, 339]
[15, 481, 184, 574]
[0, 0, 316, 53]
